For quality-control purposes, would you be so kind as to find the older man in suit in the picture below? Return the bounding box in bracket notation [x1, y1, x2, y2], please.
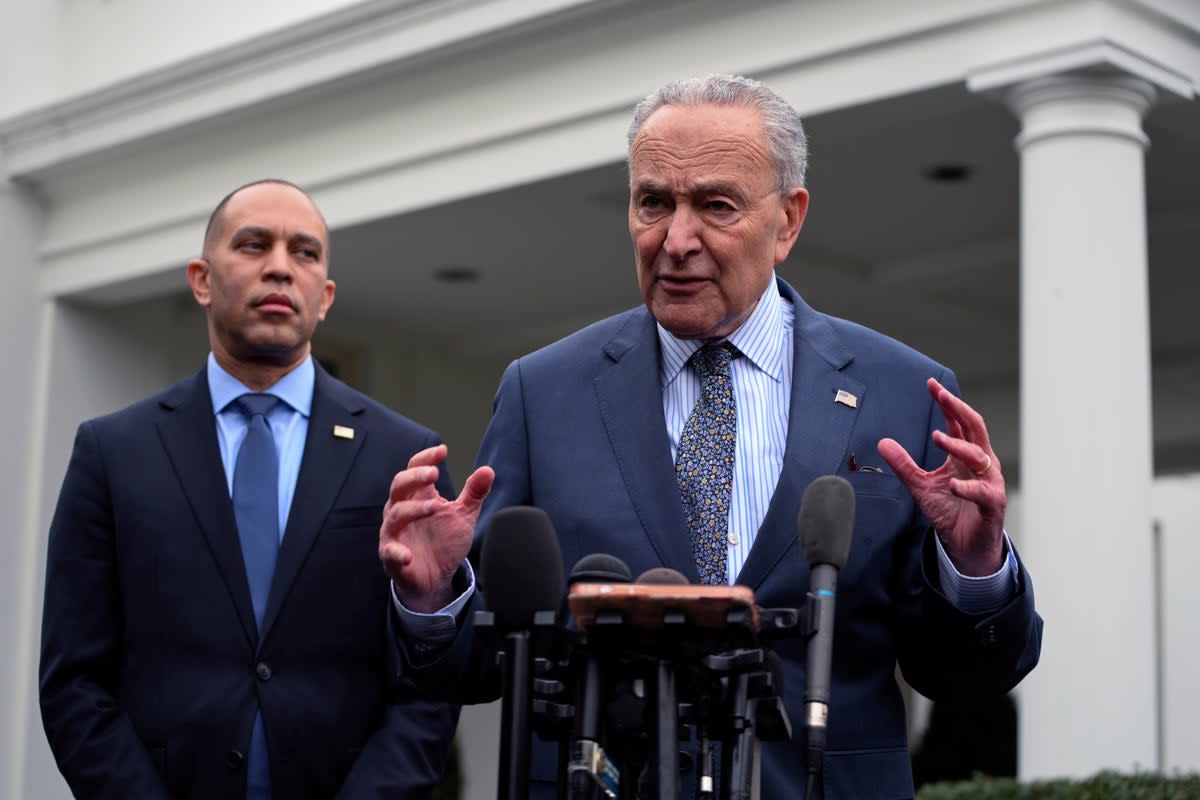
[40, 179, 460, 800]
[380, 75, 1041, 799]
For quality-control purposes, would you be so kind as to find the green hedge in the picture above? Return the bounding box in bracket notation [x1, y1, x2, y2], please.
[918, 771, 1200, 799]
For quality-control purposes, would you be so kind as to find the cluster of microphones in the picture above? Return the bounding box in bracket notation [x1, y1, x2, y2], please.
[474, 475, 855, 800]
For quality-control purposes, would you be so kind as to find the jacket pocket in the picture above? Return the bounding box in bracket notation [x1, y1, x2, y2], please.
[325, 505, 384, 531]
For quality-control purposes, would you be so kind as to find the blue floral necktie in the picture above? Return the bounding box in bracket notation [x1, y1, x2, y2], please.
[675, 342, 739, 585]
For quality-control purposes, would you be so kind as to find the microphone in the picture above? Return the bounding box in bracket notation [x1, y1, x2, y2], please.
[634, 566, 688, 585]
[569, 553, 633, 587]
[478, 506, 564, 800]
[566, 555, 631, 800]
[797, 475, 855, 787]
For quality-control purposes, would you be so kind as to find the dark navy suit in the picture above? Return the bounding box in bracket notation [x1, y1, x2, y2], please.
[41, 363, 460, 800]
[401, 278, 1041, 799]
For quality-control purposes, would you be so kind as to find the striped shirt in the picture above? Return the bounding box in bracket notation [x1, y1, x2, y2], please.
[657, 276, 1016, 608]
[659, 280, 792, 582]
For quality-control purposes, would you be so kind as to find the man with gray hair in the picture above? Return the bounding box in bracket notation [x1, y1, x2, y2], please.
[381, 74, 1041, 799]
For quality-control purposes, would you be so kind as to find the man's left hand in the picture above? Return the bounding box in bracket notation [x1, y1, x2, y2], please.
[877, 377, 1006, 576]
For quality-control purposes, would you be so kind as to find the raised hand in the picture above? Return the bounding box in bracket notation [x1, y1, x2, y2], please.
[877, 377, 1006, 576]
[379, 444, 494, 612]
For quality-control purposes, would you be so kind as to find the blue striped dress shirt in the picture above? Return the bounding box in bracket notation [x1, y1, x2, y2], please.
[658, 277, 1015, 609]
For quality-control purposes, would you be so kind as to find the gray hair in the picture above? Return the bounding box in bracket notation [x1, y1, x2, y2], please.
[627, 74, 808, 192]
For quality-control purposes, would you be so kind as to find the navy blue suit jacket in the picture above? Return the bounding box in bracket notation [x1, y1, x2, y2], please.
[401, 278, 1041, 799]
[41, 363, 460, 800]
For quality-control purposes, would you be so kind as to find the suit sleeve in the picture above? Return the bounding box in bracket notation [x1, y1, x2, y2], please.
[390, 362, 532, 704]
[893, 368, 1043, 702]
[39, 422, 172, 800]
[336, 430, 465, 797]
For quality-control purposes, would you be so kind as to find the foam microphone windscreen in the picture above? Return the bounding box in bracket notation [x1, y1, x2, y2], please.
[479, 506, 564, 629]
[635, 567, 690, 585]
[797, 475, 855, 569]
[569, 553, 633, 586]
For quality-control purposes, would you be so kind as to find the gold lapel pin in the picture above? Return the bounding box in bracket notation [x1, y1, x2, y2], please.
[333, 425, 355, 440]
[834, 389, 858, 408]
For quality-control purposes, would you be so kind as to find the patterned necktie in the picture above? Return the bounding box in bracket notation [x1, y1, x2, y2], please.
[232, 393, 280, 800]
[676, 342, 738, 585]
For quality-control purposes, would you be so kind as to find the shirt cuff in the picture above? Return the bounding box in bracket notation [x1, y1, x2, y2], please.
[391, 560, 476, 657]
[934, 532, 1018, 614]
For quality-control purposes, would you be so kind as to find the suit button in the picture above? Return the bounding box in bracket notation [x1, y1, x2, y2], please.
[678, 751, 693, 773]
[980, 624, 999, 648]
[256, 662, 272, 681]
[226, 750, 245, 770]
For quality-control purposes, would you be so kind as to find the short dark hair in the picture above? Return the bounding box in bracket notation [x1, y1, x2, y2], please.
[202, 178, 329, 255]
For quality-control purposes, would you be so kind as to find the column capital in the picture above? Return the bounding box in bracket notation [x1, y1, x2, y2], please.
[1008, 73, 1157, 152]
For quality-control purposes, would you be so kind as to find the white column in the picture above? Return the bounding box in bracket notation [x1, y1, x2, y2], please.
[0, 179, 48, 800]
[1010, 74, 1157, 780]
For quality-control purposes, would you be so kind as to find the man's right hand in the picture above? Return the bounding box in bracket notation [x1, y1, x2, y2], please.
[380, 444, 494, 613]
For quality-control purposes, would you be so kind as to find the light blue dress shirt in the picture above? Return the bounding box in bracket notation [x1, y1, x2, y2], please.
[208, 352, 315, 540]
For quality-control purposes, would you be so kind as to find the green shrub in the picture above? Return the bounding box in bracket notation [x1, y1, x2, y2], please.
[917, 770, 1200, 799]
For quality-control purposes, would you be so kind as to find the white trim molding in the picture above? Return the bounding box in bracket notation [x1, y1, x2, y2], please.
[967, 37, 1196, 98]
[0, 0, 614, 179]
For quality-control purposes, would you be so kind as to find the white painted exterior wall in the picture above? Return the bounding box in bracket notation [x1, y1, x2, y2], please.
[2, 1, 1197, 797]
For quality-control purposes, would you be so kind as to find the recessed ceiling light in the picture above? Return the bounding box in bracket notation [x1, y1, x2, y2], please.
[922, 163, 972, 182]
[433, 266, 481, 284]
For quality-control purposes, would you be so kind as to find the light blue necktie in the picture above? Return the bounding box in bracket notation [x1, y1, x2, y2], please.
[675, 343, 739, 585]
[232, 393, 280, 800]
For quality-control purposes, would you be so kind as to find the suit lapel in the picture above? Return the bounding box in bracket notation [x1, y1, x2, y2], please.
[593, 310, 701, 581]
[736, 281, 863, 590]
[156, 370, 259, 647]
[260, 366, 365, 642]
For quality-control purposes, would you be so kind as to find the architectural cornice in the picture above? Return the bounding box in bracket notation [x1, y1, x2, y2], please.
[0, 0, 609, 179]
[967, 37, 1196, 98]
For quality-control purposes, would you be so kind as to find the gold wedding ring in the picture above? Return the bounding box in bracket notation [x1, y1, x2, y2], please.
[974, 454, 992, 476]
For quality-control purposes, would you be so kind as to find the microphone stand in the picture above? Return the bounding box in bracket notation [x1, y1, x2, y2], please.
[648, 657, 678, 800]
[497, 629, 532, 800]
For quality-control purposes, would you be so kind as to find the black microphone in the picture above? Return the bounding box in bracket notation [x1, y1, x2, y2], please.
[569, 553, 634, 587]
[634, 566, 689, 585]
[478, 506, 565, 800]
[797, 475, 855, 786]
[566, 555, 631, 800]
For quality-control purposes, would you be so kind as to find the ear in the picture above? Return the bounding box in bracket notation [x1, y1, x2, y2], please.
[773, 188, 810, 265]
[317, 279, 336, 322]
[186, 258, 212, 309]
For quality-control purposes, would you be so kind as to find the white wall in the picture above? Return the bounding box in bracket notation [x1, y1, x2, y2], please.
[1154, 475, 1200, 772]
[0, 3, 60, 121]
[0, 0, 360, 119]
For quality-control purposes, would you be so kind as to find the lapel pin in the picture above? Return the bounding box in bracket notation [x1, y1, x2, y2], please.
[333, 425, 355, 440]
[834, 389, 858, 408]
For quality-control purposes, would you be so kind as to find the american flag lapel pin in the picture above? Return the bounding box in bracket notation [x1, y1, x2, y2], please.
[834, 389, 858, 408]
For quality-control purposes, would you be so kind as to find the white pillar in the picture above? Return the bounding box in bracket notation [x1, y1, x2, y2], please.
[1010, 74, 1158, 780]
[0, 179, 48, 800]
